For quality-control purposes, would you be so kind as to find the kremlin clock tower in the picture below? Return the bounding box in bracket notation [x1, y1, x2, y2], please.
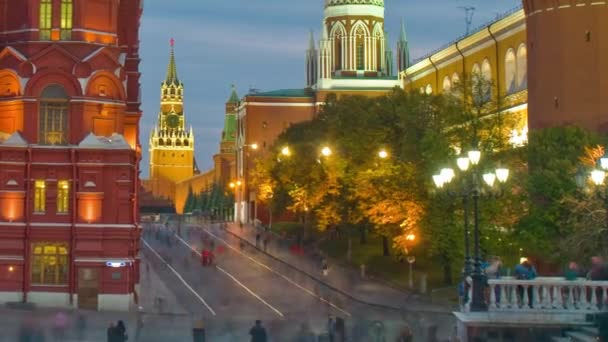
[148, 41, 195, 200]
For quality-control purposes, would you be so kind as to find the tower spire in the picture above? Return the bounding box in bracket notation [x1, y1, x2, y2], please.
[165, 38, 179, 85]
[384, 31, 394, 76]
[397, 19, 410, 73]
[227, 84, 239, 104]
[400, 18, 407, 42]
[306, 30, 318, 88]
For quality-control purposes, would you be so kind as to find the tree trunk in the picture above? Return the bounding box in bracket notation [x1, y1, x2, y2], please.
[382, 236, 390, 257]
[443, 260, 453, 285]
[359, 226, 367, 244]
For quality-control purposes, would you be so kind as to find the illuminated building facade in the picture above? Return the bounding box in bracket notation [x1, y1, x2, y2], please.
[235, 0, 406, 223]
[146, 42, 195, 201]
[401, 7, 529, 147]
[0, 0, 143, 311]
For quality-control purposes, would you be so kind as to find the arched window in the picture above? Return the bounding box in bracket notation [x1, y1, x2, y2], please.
[60, 0, 73, 40]
[330, 23, 346, 71]
[39, 0, 52, 40]
[158, 139, 164, 146]
[39, 85, 69, 145]
[517, 44, 527, 89]
[505, 48, 516, 94]
[425, 84, 433, 95]
[352, 22, 369, 71]
[442, 76, 452, 93]
[451, 72, 460, 87]
[481, 59, 492, 101]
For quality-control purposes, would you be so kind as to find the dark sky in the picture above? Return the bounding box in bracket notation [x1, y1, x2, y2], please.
[139, 0, 521, 176]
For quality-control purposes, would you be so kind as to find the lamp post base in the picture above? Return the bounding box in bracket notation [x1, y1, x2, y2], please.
[470, 273, 488, 312]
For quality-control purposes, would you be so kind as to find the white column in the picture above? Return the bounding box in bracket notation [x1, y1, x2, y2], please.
[329, 38, 334, 72]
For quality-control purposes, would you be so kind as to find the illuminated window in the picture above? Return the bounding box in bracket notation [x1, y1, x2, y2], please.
[39, 0, 52, 40]
[481, 59, 492, 101]
[57, 180, 69, 213]
[31, 242, 69, 285]
[516, 44, 527, 90]
[425, 84, 433, 95]
[442, 76, 451, 93]
[34, 180, 46, 213]
[39, 85, 69, 145]
[60, 0, 73, 40]
[505, 48, 516, 94]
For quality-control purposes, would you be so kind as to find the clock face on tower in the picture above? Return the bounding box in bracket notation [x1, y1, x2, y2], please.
[166, 114, 180, 128]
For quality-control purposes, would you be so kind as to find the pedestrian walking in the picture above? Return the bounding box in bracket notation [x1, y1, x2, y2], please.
[107, 322, 116, 342]
[135, 307, 144, 341]
[192, 318, 206, 342]
[115, 320, 128, 342]
[322, 257, 329, 276]
[263, 234, 270, 252]
[295, 322, 315, 342]
[255, 233, 261, 249]
[52, 311, 68, 341]
[327, 315, 337, 342]
[249, 320, 267, 342]
[76, 313, 87, 341]
[201, 249, 210, 266]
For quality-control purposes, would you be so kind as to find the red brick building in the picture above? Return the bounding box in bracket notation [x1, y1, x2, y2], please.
[0, 0, 142, 311]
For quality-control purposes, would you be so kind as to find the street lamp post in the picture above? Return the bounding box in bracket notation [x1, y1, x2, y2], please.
[407, 256, 416, 289]
[433, 149, 509, 312]
[577, 152, 608, 228]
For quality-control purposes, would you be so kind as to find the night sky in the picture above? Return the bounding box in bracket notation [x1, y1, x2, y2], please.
[139, 0, 521, 176]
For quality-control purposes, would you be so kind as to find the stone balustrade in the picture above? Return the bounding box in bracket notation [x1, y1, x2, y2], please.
[463, 277, 608, 313]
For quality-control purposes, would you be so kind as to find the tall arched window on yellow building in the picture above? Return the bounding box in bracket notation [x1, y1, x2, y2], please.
[481, 59, 492, 101]
[442, 76, 452, 93]
[517, 44, 527, 90]
[39, 0, 52, 40]
[505, 48, 516, 94]
[60, 0, 73, 40]
[39, 85, 69, 145]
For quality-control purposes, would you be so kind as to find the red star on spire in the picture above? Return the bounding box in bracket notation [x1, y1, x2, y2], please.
[170, 38, 175, 47]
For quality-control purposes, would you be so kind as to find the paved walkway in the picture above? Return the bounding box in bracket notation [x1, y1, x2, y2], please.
[218, 222, 454, 313]
[138, 244, 189, 315]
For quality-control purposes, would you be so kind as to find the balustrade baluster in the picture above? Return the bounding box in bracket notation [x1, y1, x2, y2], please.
[499, 283, 507, 309]
[598, 285, 608, 310]
[590, 285, 598, 311]
[541, 285, 551, 309]
[566, 285, 574, 310]
[489, 283, 497, 309]
[552, 285, 562, 309]
[522, 285, 530, 310]
[531, 284, 540, 309]
[578, 284, 588, 310]
[510, 284, 517, 309]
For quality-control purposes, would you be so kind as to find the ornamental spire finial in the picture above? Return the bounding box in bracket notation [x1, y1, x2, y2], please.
[165, 38, 179, 85]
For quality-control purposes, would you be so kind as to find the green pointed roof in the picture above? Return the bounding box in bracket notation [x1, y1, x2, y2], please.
[221, 113, 237, 143]
[227, 84, 239, 104]
[165, 38, 179, 85]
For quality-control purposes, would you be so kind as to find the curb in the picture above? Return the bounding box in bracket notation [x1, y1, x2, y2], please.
[217, 225, 454, 315]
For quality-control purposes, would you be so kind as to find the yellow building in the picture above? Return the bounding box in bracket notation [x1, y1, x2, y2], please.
[147, 41, 195, 200]
[401, 8, 528, 145]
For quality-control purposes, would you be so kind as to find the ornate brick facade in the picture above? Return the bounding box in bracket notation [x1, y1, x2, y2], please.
[0, 0, 142, 311]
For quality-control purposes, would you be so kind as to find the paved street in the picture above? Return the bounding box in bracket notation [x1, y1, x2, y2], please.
[138, 221, 456, 340]
[0, 221, 456, 341]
